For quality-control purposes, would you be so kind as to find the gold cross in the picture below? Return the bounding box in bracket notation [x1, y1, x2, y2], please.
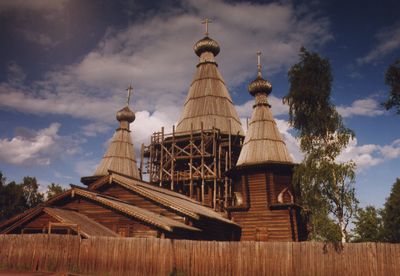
[257, 51, 262, 77]
[201, 18, 212, 36]
[126, 84, 133, 106]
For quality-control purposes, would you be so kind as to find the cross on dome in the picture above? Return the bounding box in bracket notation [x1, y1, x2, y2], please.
[201, 18, 212, 36]
[126, 84, 133, 106]
[257, 51, 262, 77]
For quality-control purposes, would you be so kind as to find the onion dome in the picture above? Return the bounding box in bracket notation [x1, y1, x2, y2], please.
[194, 36, 220, 57]
[116, 106, 135, 123]
[248, 51, 272, 96]
[248, 76, 272, 96]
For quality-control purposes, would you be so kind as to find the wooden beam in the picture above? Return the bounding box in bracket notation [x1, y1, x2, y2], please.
[159, 127, 164, 187]
[201, 122, 205, 205]
[190, 123, 194, 198]
[171, 125, 175, 191]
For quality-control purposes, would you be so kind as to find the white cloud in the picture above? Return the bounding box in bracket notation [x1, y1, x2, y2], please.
[74, 159, 98, 177]
[0, 0, 331, 128]
[380, 139, 400, 160]
[264, 116, 400, 171]
[18, 29, 59, 48]
[130, 110, 177, 149]
[0, 123, 83, 166]
[339, 138, 400, 171]
[0, 123, 60, 165]
[0, 0, 68, 12]
[275, 119, 303, 162]
[357, 24, 400, 64]
[7, 61, 26, 85]
[337, 97, 385, 118]
[81, 122, 111, 137]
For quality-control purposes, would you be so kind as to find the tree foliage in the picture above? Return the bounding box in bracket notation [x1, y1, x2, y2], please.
[284, 47, 358, 242]
[382, 178, 400, 242]
[353, 206, 384, 242]
[383, 60, 400, 114]
[0, 172, 27, 221]
[0, 171, 68, 222]
[21, 176, 44, 208]
[46, 183, 67, 199]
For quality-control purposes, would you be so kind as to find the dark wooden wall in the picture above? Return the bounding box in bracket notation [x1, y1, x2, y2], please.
[229, 168, 300, 241]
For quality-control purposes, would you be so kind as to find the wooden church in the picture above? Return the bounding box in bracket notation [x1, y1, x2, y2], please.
[0, 21, 305, 242]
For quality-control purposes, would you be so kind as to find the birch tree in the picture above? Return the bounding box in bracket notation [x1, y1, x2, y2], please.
[284, 47, 358, 242]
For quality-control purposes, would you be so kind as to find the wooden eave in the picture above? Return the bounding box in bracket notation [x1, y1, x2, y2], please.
[0, 206, 44, 234]
[226, 162, 295, 177]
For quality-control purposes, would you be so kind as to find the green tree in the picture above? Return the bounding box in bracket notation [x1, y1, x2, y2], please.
[21, 176, 44, 209]
[0, 172, 45, 222]
[382, 178, 400, 242]
[0, 171, 26, 222]
[353, 206, 383, 242]
[284, 47, 358, 242]
[383, 60, 400, 114]
[46, 183, 66, 199]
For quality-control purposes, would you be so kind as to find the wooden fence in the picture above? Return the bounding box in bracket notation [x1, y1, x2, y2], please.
[0, 234, 399, 275]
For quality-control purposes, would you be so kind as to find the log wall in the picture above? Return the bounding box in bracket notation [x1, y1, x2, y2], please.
[0, 235, 399, 275]
[230, 172, 298, 241]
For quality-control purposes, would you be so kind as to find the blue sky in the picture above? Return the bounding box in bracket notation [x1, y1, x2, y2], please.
[0, 0, 399, 209]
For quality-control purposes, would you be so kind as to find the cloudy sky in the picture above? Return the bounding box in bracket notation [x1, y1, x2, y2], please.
[0, 0, 399, 208]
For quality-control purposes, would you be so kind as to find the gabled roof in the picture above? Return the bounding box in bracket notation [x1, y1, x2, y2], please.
[1, 186, 200, 235]
[71, 186, 199, 233]
[176, 36, 244, 136]
[90, 172, 238, 227]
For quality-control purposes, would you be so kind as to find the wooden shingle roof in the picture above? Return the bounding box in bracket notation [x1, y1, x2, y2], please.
[90, 172, 238, 226]
[176, 37, 244, 136]
[93, 105, 140, 179]
[43, 208, 118, 238]
[70, 186, 200, 233]
[237, 67, 293, 166]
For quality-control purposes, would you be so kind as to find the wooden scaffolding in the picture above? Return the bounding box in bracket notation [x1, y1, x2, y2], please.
[141, 123, 243, 210]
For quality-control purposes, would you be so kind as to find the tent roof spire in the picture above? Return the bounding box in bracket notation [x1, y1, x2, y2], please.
[236, 52, 292, 167]
[93, 85, 140, 179]
[175, 19, 244, 136]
